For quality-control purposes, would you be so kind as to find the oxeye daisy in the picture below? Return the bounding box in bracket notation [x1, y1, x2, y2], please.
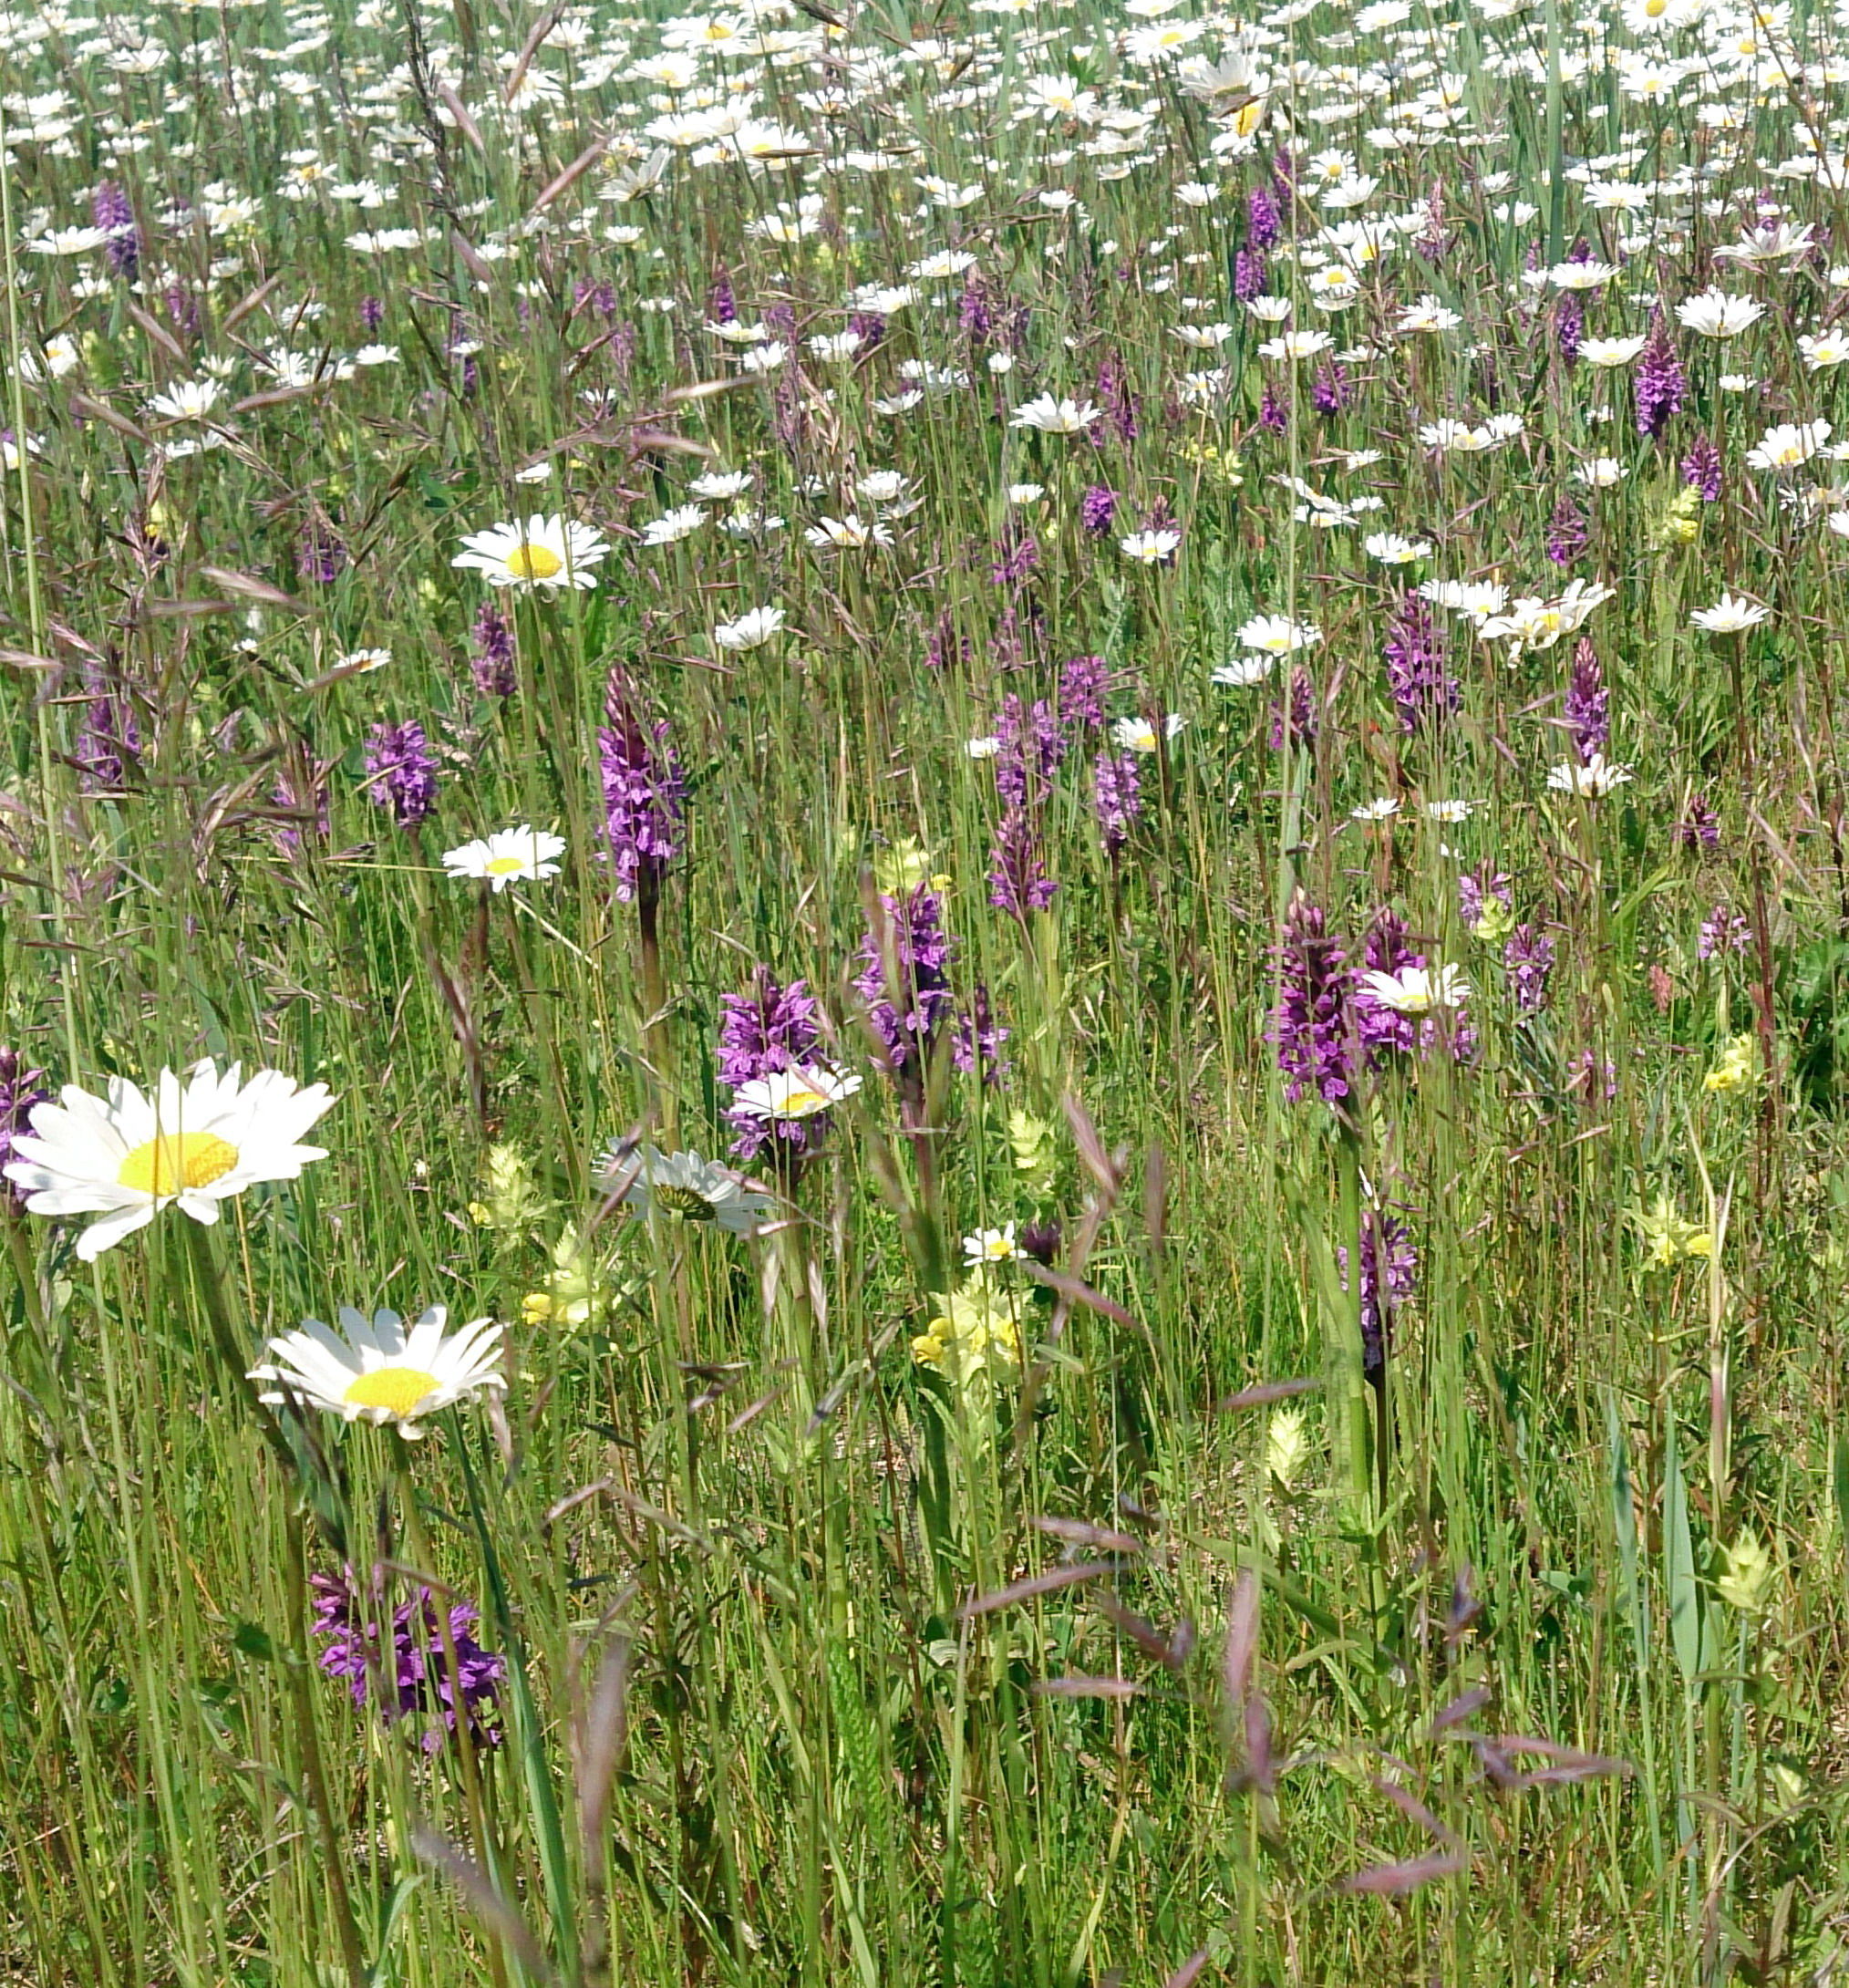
[251, 1306, 504, 1437]
[442, 825, 567, 891]
[599, 1141, 776, 1233]
[451, 513, 608, 591]
[4, 1061, 335, 1261]
[729, 1063, 863, 1122]
[713, 605, 785, 651]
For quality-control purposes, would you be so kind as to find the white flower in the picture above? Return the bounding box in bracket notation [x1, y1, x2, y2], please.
[966, 734, 1002, 759]
[1009, 394, 1100, 434]
[599, 1142, 775, 1234]
[714, 606, 785, 651]
[442, 825, 567, 891]
[1574, 457, 1627, 489]
[333, 647, 392, 674]
[1746, 420, 1830, 471]
[5, 1061, 335, 1262]
[1237, 613, 1320, 655]
[963, 1223, 1027, 1267]
[905, 249, 979, 281]
[641, 503, 708, 547]
[251, 1306, 503, 1436]
[1548, 259, 1620, 291]
[26, 225, 110, 256]
[451, 514, 608, 590]
[1111, 712, 1184, 752]
[1351, 796, 1401, 821]
[1120, 528, 1182, 564]
[1578, 334, 1648, 368]
[1800, 331, 1849, 372]
[1172, 321, 1234, 350]
[146, 378, 224, 422]
[807, 330, 863, 362]
[1256, 327, 1334, 361]
[736, 341, 790, 375]
[1358, 963, 1471, 1013]
[1690, 591, 1771, 632]
[1363, 532, 1432, 564]
[729, 1064, 863, 1122]
[1424, 798, 1475, 822]
[1213, 656, 1276, 688]
[1547, 753, 1634, 796]
[1396, 295, 1462, 334]
[1007, 482, 1046, 504]
[1675, 288, 1764, 338]
[689, 469, 754, 501]
[804, 513, 892, 551]
[854, 471, 912, 504]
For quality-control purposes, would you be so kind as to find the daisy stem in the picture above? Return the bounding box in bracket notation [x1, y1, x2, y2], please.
[280, 1506, 372, 1988]
[178, 1223, 369, 1986]
[389, 1435, 510, 1971]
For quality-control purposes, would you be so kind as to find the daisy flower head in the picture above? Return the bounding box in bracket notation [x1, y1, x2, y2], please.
[1690, 591, 1771, 632]
[442, 825, 567, 892]
[963, 1223, 1027, 1267]
[1800, 331, 1849, 372]
[1256, 328, 1334, 362]
[1111, 712, 1185, 752]
[5, 1061, 335, 1261]
[1675, 288, 1764, 338]
[729, 1063, 863, 1123]
[1578, 334, 1648, 368]
[1547, 752, 1634, 796]
[803, 513, 893, 551]
[1358, 962, 1471, 1014]
[1548, 259, 1619, 291]
[1120, 527, 1183, 564]
[451, 513, 608, 591]
[1364, 532, 1433, 564]
[713, 605, 786, 651]
[1746, 419, 1830, 471]
[1237, 613, 1321, 656]
[251, 1306, 504, 1438]
[1009, 394, 1100, 435]
[599, 1142, 776, 1234]
[1212, 656, 1276, 687]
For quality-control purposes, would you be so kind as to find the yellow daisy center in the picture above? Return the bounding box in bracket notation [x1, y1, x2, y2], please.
[505, 543, 563, 582]
[484, 854, 528, 875]
[118, 1132, 239, 1196]
[342, 1366, 440, 1416]
[780, 1087, 827, 1115]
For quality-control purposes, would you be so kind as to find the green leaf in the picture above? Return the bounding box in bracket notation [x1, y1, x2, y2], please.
[232, 1621, 276, 1662]
[1664, 1418, 1700, 1690]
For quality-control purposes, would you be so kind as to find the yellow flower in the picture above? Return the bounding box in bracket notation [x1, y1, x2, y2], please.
[1633, 1192, 1713, 1268]
[1471, 900, 1515, 944]
[1007, 1109, 1056, 1194]
[1266, 1406, 1309, 1491]
[526, 1223, 608, 1330]
[913, 1277, 1024, 1386]
[1652, 485, 1703, 547]
[473, 1143, 545, 1231]
[873, 836, 933, 896]
[1714, 1529, 1774, 1614]
[1704, 1031, 1759, 1092]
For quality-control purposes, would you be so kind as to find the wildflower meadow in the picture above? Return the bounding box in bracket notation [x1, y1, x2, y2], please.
[5, 0, 1849, 1977]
